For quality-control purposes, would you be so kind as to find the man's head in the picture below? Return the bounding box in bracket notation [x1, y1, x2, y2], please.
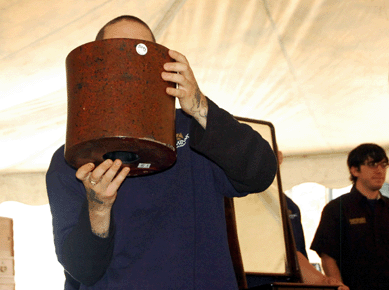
[95, 15, 156, 42]
[347, 143, 388, 188]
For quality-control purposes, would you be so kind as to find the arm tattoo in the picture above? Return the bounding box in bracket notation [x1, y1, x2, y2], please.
[199, 99, 208, 118]
[87, 190, 110, 238]
[190, 88, 208, 118]
[87, 189, 104, 205]
[195, 88, 201, 108]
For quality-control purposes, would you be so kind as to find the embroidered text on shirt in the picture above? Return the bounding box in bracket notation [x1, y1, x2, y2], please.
[289, 213, 298, 219]
[176, 133, 189, 148]
[349, 217, 367, 225]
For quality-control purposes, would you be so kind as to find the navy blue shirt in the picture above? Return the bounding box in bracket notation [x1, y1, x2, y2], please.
[285, 196, 307, 258]
[46, 100, 277, 289]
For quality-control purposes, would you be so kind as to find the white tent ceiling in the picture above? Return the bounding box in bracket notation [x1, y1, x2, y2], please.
[1, 0, 389, 194]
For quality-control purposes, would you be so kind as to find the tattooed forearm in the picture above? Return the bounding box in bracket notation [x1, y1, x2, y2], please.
[85, 188, 112, 238]
[190, 89, 208, 129]
[194, 88, 201, 108]
[88, 190, 111, 238]
[191, 88, 203, 112]
[199, 99, 208, 118]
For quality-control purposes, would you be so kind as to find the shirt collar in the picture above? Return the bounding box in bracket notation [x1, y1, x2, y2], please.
[350, 185, 383, 203]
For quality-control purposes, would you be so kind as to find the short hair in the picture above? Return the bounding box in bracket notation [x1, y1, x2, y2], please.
[95, 15, 156, 42]
[347, 143, 388, 183]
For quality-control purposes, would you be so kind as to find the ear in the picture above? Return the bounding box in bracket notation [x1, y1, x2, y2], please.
[350, 166, 360, 179]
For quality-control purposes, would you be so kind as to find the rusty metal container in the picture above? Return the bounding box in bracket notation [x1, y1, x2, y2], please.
[64, 38, 176, 176]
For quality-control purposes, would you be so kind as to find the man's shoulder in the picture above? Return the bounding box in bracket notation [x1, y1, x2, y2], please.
[333, 190, 355, 202]
[49, 144, 66, 165]
[53, 144, 65, 157]
[380, 194, 389, 206]
[47, 144, 75, 176]
[323, 192, 352, 211]
[285, 195, 299, 213]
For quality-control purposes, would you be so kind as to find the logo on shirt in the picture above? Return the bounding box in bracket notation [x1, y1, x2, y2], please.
[349, 217, 367, 225]
[289, 213, 298, 220]
[176, 133, 189, 148]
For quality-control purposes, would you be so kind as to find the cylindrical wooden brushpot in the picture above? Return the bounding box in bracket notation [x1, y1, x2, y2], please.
[64, 38, 176, 176]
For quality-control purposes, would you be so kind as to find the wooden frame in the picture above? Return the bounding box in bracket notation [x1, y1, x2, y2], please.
[228, 117, 301, 285]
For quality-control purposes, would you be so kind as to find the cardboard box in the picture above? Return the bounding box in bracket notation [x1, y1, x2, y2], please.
[0, 257, 13, 277]
[0, 278, 14, 284]
[0, 283, 15, 290]
[0, 218, 13, 257]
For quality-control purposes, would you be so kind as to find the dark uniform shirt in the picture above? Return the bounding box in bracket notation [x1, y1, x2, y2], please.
[311, 186, 389, 290]
[285, 195, 307, 258]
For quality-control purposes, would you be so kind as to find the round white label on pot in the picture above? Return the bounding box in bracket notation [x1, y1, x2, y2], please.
[136, 43, 148, 55]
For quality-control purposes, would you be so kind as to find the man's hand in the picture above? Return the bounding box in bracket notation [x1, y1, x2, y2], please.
[325, 277, 350, 290]
[76, 159, 130, 237]
[162, 50, 208, 129]
[296, 251, 349, 290]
